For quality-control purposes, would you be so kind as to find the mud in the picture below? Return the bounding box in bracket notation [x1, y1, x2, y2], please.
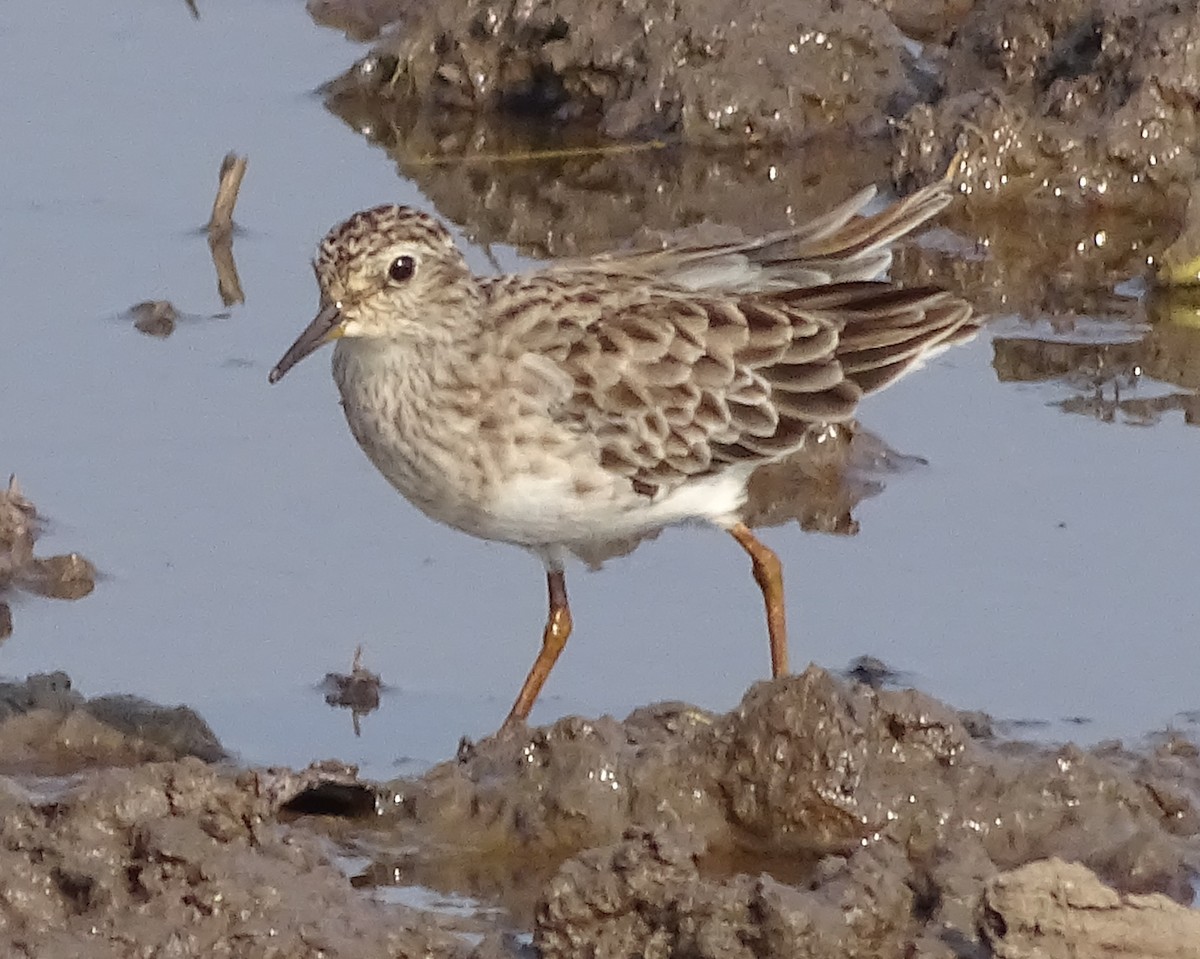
[0, 758, 477, 959]
[313, 0, 1200, 209]
[3, 667, 1197, 956]
[0, 672, 224, 775]
[894, 0, 1200, 208]
[10, 0, 1200, 955]
[128, 299, 179, 338]
[0, 478, 96, 639]
[325, 0, 920, 145]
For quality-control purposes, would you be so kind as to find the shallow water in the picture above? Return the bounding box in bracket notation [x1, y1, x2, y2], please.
[4, 0, 1200, 783]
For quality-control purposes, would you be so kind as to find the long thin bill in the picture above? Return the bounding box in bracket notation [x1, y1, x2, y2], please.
[268, 303, 342, 383]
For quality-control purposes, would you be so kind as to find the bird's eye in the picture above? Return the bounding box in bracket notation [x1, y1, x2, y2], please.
[388, 256, 416, 283]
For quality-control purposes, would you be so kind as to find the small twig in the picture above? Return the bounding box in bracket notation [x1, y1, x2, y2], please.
[207, 152, 248, 240]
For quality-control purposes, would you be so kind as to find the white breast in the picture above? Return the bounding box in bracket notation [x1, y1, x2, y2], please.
[333, 337, 753, 553]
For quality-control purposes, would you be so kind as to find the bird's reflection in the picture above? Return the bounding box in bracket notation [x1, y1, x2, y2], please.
[569, 421, 929, 569]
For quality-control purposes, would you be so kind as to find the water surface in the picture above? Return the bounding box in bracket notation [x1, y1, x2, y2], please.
[4, 0, 1199, 781]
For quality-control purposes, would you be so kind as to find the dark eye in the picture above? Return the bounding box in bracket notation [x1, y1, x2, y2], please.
[388, 255, 415, 283]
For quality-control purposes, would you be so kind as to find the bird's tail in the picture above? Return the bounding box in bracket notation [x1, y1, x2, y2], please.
[779, 282, 978, 400]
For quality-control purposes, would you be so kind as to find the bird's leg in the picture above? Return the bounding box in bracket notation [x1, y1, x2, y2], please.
[503, 568, 573, 727]
[728, 522, 789, 677]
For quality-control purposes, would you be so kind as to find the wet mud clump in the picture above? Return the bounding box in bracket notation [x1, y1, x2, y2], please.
[4, 667, 1200, 956]
[0, 759, 476, 959]
[0, 672, 224, 775]
[0, 477, 95, 639]
[323, 0, 920, 145]
[344, 666, 1200, 956]
[0, 677, 479, 959]
[315, 0, 1200, 206]
[321, 644, 384, 735]
[894, 0, 1200, 207]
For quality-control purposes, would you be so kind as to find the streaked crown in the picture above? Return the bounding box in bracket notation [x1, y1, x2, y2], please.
[314, 205, 458, 281]
[312, 204, 479, 338]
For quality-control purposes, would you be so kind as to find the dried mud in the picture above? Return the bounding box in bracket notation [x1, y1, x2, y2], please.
[3, 667, 1199, 957]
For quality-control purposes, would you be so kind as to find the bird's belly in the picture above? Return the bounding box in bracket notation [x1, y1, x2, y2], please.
[345, 394, 748, 548]
[332, 341, 749, 549]
[481, 468, 750, 548]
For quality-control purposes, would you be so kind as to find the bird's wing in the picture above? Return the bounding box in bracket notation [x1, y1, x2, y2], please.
[486, 273, 974, 495]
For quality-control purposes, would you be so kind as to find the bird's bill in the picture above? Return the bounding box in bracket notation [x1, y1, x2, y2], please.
[268, 302, 345, 384]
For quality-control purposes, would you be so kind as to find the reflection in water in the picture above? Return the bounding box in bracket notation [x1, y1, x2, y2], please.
[895, 204, 1170, 322]
[208, 233, 245, 308]
[993, 290, 1200, 427]
[1156, 181, 1200, 287]
[121, 159, 247, 338]
[321, 81, 1185, 316]
[322, 86, 900, 260]
[122, 301, 232, 339]
[569, 422, 928, 569]
[128, 300, 179, 338]
[321, 645, 385, 737]
[742, 424, 928, 535]
[841, 654, 908, 690]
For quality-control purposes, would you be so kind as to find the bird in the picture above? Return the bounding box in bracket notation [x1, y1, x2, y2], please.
[268, 178, 976, 730]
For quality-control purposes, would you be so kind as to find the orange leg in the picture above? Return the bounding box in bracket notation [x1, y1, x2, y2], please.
[504, 569, 573, 727]
[728, 522, 789, 677]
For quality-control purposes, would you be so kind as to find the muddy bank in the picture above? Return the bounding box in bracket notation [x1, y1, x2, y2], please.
[312, 0, 1200, 209]
[894, 0, 1200, 207]
[0, 672, 224, 776]
[301, 666, 1200, 955]
[5, 667, 1196, 956]
[360, 669, 1200, 931]
[0, 759, 480, 959]
[317, 0, 921, 145]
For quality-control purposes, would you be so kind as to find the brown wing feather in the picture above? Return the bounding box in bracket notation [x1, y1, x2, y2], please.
[482, 178, 975, 496]
[487, 273, 974, 496]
